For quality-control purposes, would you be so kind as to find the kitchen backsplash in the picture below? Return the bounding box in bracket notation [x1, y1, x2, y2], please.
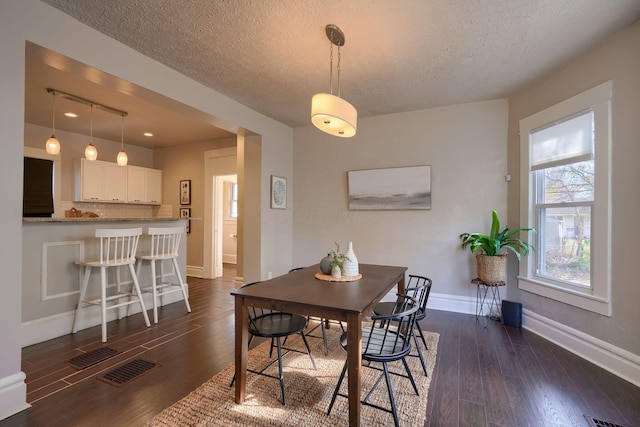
[59, 201, 173, 219]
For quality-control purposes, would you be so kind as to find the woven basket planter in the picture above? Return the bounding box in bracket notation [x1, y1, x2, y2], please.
[476, 254, 507, 284]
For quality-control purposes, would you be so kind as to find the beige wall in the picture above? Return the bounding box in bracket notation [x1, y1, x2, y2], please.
[507, 20, 640, 355]
[154, 138, 236, 269]
[292, 99, 509, 301]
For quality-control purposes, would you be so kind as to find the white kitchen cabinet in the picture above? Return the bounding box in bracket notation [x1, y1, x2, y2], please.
[74, 158, 127, 202]
[146, 168, 163, 204]
[127, 165, 163, 205]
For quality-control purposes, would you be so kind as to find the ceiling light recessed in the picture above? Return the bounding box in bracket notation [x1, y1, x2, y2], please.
[143, 132, 154, 137]
[64, 112, 78, 118]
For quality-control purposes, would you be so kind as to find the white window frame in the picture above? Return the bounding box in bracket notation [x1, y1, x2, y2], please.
[518, 81, 612, 316]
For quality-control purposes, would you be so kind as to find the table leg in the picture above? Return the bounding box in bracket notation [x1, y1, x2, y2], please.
[397, 274, 406, 295]
[346, 312, 362, 426]
[234, 296, 249, 404]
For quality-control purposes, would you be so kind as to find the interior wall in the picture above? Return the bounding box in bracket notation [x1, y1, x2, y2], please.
[154, 138, 236, 270]
[507, 20, 640, 356]
[292, 99, 508, 301]
[0, 1, 29, 418]
[2, 0, 294, 418]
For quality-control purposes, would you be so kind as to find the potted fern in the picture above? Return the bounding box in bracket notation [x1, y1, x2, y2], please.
[459, 210, 535, 284]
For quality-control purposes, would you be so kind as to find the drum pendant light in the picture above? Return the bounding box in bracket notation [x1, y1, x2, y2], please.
[311, 24, 357, 138]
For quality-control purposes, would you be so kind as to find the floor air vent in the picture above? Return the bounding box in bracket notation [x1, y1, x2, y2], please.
[69, 347, 119, 370]
[99, 359, 159, 387]
[584, 415, 635, 427]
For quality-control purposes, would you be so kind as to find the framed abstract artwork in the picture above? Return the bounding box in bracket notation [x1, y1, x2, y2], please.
[347, 165, 431, 210]
[270, 175, 287, 209]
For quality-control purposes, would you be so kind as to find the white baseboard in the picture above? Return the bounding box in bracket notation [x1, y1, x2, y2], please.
[425, 292, 639, 387]
[186, 265, 204, 278]
[427, 292, 476, 315]
[20, 287, 187, 347]
[522, 309, 640, 388]
[0, 371, 30, 421]
[222, 254, 237, 264]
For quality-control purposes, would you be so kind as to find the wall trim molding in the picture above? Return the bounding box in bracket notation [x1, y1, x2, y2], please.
[522, 308, 640, 387]
[426, 292, 639, 387]
[20, 290, 186, 347]
[0, 371, 30, 421]
[186, 265, 204, 278]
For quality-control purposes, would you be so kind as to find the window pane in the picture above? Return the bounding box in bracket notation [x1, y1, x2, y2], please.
[538, 160, 594, 203]
[537, 206, 591, 286]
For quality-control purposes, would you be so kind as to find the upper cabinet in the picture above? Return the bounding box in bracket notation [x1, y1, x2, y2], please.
[74, 159, 162, 205]
[127, 166, 163, 204]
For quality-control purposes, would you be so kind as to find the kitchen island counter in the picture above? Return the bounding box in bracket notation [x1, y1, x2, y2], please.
[23, 217, 182, 223]
[22, 218, 187, 346]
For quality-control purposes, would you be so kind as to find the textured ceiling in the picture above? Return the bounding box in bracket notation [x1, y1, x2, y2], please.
[32, 0, 640, 145]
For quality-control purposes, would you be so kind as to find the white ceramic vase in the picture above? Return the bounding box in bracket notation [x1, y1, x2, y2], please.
[342, 241, 359, 276]
[331, 264, 342, 279]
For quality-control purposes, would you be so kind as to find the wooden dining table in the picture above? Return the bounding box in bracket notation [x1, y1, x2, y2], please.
[231, 263, 407, 426]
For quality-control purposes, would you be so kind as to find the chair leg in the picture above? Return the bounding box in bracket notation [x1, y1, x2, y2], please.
[115, 266, 125, 320]
[130, 260, 143, 318]
[416, 321, 429, 350]
[72, 265, 92, 334]
[128, 263, 151, 327]
[412, 328, 428, 376]
[327, 360, 348, 415]
[275, 337, 286, 405]
[299, 332, 317, 370]
[401, 357, 419, 395]
[382, 362, 400, 427]
[172, 257, 192, 313]
[320, 320, 328, 355]
[100, 266, 108, 343]
[150, 259, 159, 324]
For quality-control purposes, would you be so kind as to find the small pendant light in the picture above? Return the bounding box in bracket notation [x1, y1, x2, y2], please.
[116, 114, 128, 166]
[45, 90, 61, 155]
[84, 104, 98, 161]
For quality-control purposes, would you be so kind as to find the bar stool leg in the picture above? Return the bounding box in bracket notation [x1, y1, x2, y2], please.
[172, 257, 192, 313]
[129, 263, 151, 328]
[72, 265, 92, 334]
[100, 266, 108, 343]
[150, 258, 159, 324]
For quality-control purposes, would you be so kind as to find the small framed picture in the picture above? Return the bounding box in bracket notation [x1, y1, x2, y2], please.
[180, 208, 191, 233]
[180, 180, 191, 205]
[270, 175, 287, 209]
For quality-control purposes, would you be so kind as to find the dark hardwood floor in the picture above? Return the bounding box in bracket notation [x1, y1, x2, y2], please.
[2, 266, 639, 427]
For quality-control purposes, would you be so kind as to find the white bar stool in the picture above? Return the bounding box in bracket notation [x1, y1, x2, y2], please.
[135, 226, 191, 324]
[73, 227, 151, 342]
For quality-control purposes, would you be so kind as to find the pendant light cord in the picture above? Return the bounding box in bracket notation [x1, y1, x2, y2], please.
[51, 92, 56, 134]
[121, 114, 124, 150]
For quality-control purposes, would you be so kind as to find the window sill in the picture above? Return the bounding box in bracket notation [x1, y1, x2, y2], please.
[518, 276, 611, 316]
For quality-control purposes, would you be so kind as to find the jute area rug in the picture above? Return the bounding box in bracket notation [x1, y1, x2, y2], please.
[149, 321, 439, 426]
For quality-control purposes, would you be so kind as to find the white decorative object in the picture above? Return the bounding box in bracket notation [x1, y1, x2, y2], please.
[342, 241, 359, 276]
[331, 265, 342, 279]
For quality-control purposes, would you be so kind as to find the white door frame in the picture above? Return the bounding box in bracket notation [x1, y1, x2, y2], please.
[204, 147, 237, 278]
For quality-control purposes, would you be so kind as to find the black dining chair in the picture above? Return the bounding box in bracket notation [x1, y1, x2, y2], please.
[230, 281, 317, 405]
[373, 275, 432, 376]
[288, 267, 344, 355]
[327, 294, 420, 427]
